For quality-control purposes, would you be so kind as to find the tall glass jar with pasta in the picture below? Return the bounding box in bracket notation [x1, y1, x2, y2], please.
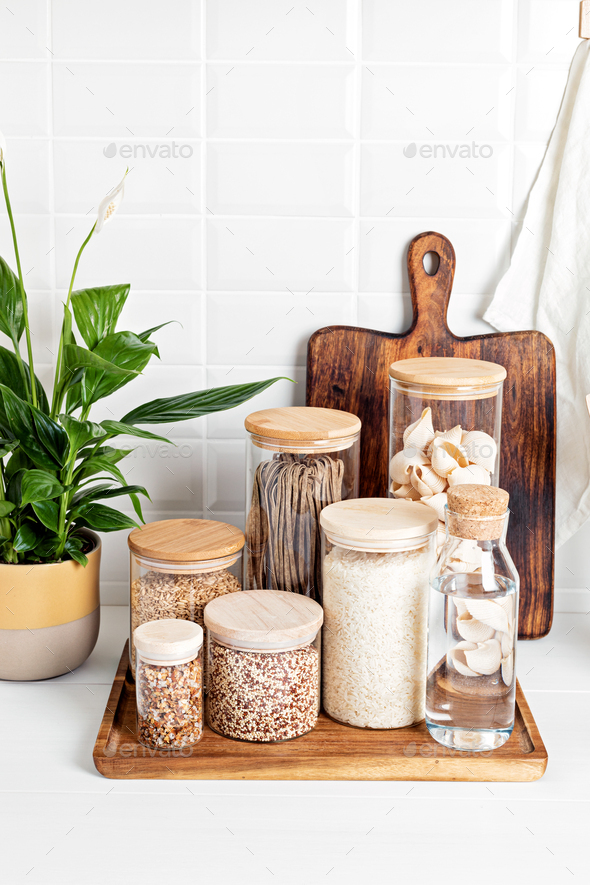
[388, 357, 506, 549]
[244, 407, 361, 602]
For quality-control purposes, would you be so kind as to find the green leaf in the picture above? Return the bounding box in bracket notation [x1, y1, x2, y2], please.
[77, 445, 132, 465]
[74, 454, 127, 486]
[62, 303, 76, 348]
[32, 532, 61, 560]
[0, 438, 19, 459]
[31, 409, 69, 467]
[71, 482, 148, 524]
[137, 321, 177, 342]
[81, 331, 158, 409]
[13, 523, 40, 552]
[74, 483, 148, 504]
[73, 502, 139, 532]
[0, 386, 59, 470]
[64, 537, 88, 567]
[6, 468, 25, 506]
[59, 414, 106, 455]
[4, 448, 32, 481]
[71, 284, 130, 350]
[0, 500, 15, 518]
[129, 493, 146, 523]
[121, 377, 290, 425]
[63, 343, 138, 379]
[32, 499, 60, 533]
[71, 482, 114, 504]
[100, 420, 170, 445]
[0, 347, 49, 426]
[20, 470, 64, 508]
[0, 255, 24, 345]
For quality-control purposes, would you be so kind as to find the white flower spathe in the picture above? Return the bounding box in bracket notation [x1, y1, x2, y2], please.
[95, 171, 127, 233]
[0, 130, 6, 165]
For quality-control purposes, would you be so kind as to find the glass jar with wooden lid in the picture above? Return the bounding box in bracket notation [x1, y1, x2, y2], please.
[244, 406, 361, 601]
[204, 588, 323, 742]
[134, 618, 204, 750]
[320, 498, 438, 729]
[128, 518, 244, 676]
[389, 357, 506, 546]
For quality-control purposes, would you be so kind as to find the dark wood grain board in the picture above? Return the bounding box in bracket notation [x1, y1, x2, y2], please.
[93, 642, 548, 782]
[306, 231, 555, 640]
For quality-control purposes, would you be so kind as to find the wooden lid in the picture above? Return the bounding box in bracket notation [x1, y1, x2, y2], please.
[320, 498, 438, 546]
[244, 407, 361, 441]
[128, 519, 245, 563]
[134, 618, 203, 660]
[388, 357, 506, 387]
[204, 589, 323, 645]
[447, 485, 509, 517]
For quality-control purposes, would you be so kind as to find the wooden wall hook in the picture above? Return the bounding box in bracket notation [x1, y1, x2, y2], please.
[580, 1, 590, 38]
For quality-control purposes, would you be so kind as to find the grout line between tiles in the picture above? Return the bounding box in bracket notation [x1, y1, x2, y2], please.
[0, 58, 575, 68]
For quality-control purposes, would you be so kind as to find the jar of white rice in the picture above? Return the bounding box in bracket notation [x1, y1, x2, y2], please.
[320, 498, 438, 729]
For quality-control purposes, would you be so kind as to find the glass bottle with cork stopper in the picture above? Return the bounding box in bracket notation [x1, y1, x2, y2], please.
[244, 406, 361, 601]
[426, 484, 519, 751]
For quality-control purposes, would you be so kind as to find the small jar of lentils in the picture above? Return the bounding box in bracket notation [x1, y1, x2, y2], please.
[204, 589, 323, 743]
[128, 519, 244, 678]
[134, 618, 203, 749]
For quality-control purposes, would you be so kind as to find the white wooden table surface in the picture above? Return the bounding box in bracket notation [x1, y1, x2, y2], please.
[1, 606, 588, 884]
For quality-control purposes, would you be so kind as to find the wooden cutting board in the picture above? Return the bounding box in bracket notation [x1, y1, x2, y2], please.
[306, 231, 556, 640]
[93, 642, 547, 782]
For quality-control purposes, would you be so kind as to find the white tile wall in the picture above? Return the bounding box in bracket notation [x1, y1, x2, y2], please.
[0, 0, 582, 607]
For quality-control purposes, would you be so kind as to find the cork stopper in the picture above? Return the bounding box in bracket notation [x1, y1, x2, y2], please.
[446, 485, 509, 540]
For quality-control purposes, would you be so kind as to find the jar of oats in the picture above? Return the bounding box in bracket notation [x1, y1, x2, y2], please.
[204, 589, 323, 743]
[134, 618, 203, 749]
[128, 519, 244, 677]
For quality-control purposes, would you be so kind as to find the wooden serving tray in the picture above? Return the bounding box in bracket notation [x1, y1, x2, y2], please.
[93, 643, 548, 782]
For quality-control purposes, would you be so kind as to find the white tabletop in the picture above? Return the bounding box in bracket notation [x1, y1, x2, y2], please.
[1, 606, 587, 884]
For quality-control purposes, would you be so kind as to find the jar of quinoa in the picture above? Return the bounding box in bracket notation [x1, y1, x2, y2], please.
[134, 618, 203, 750]
[128, 518, 244, 678]
[204, 589, 323, 743]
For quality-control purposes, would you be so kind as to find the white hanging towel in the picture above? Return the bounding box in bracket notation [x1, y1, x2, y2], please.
[484, 40, 590, 549]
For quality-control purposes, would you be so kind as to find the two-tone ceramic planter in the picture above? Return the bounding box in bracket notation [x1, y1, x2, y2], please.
[0, 530, 101, 681]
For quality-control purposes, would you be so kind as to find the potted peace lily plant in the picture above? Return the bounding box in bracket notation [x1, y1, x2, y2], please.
[0, 139, 284, 680]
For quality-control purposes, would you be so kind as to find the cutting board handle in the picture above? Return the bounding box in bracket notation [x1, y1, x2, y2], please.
[407, 231, 456, 343]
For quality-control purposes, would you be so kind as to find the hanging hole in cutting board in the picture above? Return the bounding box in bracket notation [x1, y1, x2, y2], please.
[423, 251, 440, 276]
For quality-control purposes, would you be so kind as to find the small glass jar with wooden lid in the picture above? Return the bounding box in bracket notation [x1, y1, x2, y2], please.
[244, 406, 361, 601]
[128, 518, 244, 676]
[389, 357, 506, 543]
[204, 588, 323, 743]
[134, 618, 204, 750]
